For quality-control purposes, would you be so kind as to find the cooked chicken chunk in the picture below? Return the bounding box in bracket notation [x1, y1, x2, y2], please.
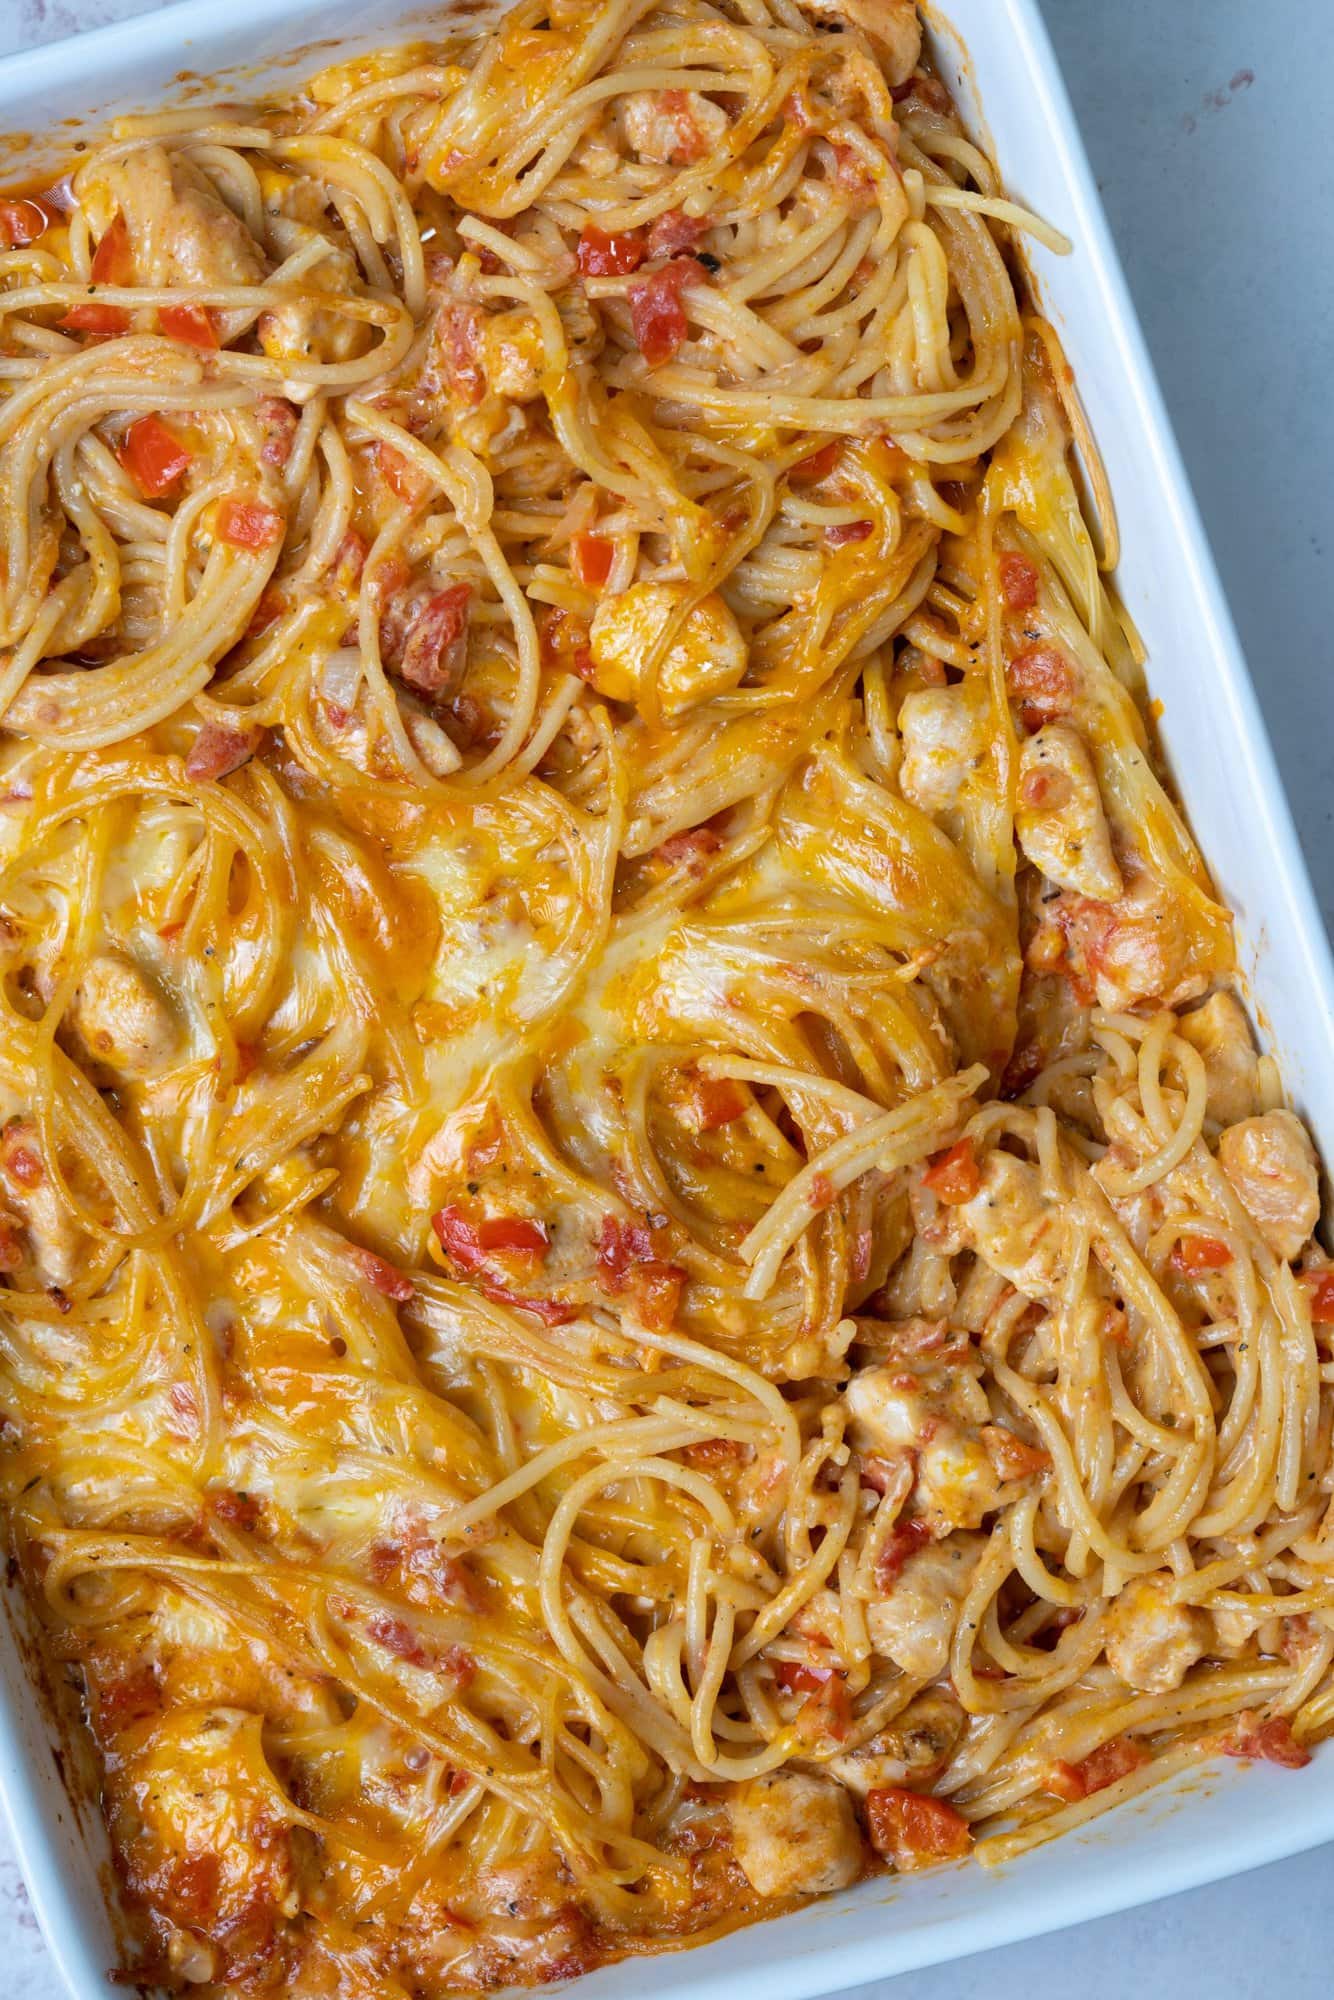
[0, 1118, 80, 1288]
[589, 582, 747, 717]
[846, 1358, 999, 1532]
[107, 1708, 297, 1983]
[830, 1689, 965, 1794]
[727, 1769, 862, 1898]
[864, 1534, 986, 1681]
[479, 308, 546, 403]
[1016, 724, 1121, 901]
[89, 144, 266, 339]
[897, 687, 988, 816]
[67, 953, 179, 1075]
[948, 1149, 1066, 1301]
[796, 0, 921, 82]
[1104, 1573, 1208, 1694]
[257, 176, 369, 368]
[1050, 877, 1216, 1013]
[1217, 1110, 1319, 1261]
[621, 89, 729, 166]
[1178, 990, 1261, 1127]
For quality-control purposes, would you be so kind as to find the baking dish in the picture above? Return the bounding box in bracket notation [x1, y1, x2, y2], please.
[2, 1, 1333, 1996]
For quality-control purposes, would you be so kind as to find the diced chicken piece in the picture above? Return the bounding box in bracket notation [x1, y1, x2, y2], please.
[621, 89, 729, 167]
[588, 581, 747, 718]
[796, 0, 922, 83]
[1178, 991, 1261, 1127]
[846, 1369, 999, 1531]
[90, 145, 266, 339]
[67, 952, 179, 1075]
[949, 1149, 1066, 1301]
[108, 1708, 296, 1983]
[829, 1690, 965, 1794]
[1016, 724, 1122, 901]
[1209, 1601, 1268, 1659]
[258, 181, 369, 367]
[1217, 1110, 1320, 1261]
[897, 687, 988, 816]
[479, 308, 546, 403]
[864, 1534, 986, 1681]
[727, 1769, 863, 1898]
[1049, 876, 1220, 1013]
[1104, 1573, 1208, 1694]
[0, 1119, 80, 1288]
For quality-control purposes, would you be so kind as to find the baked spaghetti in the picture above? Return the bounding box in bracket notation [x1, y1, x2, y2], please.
[0, 0, 1330, 1990]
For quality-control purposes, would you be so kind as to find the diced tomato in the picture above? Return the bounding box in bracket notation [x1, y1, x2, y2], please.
[628, 260, 698, 368]
[980, 1424, 1050, 1481]
[0, 198, 49, 247]
[596, 1214, 655, 1277]
[90, 211, 132, 284]
[808, 1171, 837, 1211]
[477, 1215, 549, 1257]
[1047, 1734, 1147, 1803]
[367, 1613, 431, 1668]
[827, 519, 873, 548]
[865, 1787, 971, 1869]
[158, 302, 218, 349]
[538, 603, 594, 681]
[447, 1768, 472, 1796]
[875, 1516, 932, 1591]
[1300, 1270, 1334, 1323]
[922, 1138, 980, 1206]
[656, 89, 706, 162]
[999, 551, 1039, 612]
[656, 825, 722, 868]
[432, 1205, 550, 1274]
[1007, 644, 1074, 731]
[646, 208, 708, 259]
[790, 441, 841, 486]
[256, 398, 298, 467]
[1170, 1235, 1233, 1276]
[212, 1489, 263, 1534]
[397, 583, 472, 699]
[683, 1073, 748, 1133]
[793, 1673, 854, 1745]
[185, 718, 265, 782]
[571, 532, 614, 589]
[59, 302, 129, 337]
[576, 224, 646, 277]
[772, 1657, 838, 1695]
[596, 1215, 686, 1331]
[352, 1246, 415, 1301]
[117, 415, 191, 499]
[336, 529, 369, 588]
[477, 1281, 575, 1324]
[377, 441, 430, 507]
[217, 499, 285, 551]
[442, 301, 485, 406]
[1223, 1712, 1310, 1770]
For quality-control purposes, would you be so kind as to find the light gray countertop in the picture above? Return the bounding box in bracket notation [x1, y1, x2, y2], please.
[0, 1, 1331, 1994]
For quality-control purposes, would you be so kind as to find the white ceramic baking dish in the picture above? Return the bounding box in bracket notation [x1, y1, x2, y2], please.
[1, 1, 1332, 1995]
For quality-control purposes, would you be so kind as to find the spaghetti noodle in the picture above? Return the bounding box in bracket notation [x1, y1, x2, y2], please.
[0, 0, 1330, 1991]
